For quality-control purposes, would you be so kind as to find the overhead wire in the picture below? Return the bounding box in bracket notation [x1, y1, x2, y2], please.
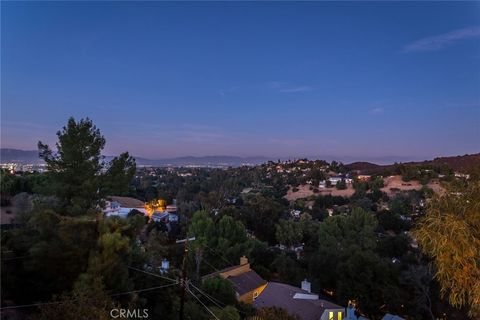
[0, 283, 179, 310]
[186, 285, 220, 320]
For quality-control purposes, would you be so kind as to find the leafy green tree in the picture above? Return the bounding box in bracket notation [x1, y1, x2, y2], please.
[413, 181, 480, 318]
[401, 166, 418, 182]
[275, 219, 303, 247]
[2, 209, 97, 303]
[369, 176, 385, 189]
[242, 195, 284, 244]
[256, 307, 301, 320]
[309, 208, 388, 315]
[215, 215, 251, 266]
[184, 300, 209, 320]
[336, 250, 398, 316]
[299, 213, 320, 247]
[248, 240, 277, 280]
[2, 118, 141, 310]
[318, 208, 378, 254]
[211, 306, 240, 320]
[188, 212, 252, 276]
[389, 195, 412, 216]
[102, 152, 136, 196]
[271, 253, 304, 285]
[377, 233, 410, 258]
[38, 117, 137, 215]
[376, 211, 409, 234]
[77, 217, 138, 294]
[144, 228, 169, 266]
[35, 277, 116, 320]
[201, 276, 236, 306]
[336, 179, 347, 190]
[188, 211, 215, 276]
[0, 170, 21, 205]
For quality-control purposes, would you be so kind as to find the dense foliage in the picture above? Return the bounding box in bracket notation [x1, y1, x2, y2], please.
[1, 118, 476, 319]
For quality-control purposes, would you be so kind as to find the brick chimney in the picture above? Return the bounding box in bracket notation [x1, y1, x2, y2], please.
[240, 255, 248, 266]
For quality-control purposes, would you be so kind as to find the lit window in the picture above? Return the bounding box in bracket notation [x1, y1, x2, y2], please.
[329, 311, 334, 320]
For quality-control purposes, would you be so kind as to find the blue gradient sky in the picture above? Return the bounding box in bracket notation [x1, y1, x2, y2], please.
[2, 1, 479, 161]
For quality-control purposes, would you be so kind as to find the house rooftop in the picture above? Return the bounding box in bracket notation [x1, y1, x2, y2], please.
[254, 282, 342, 320]
[109, 196, 144, 208]
[382, 314, 405, 320]
[228, 270, 267, 296]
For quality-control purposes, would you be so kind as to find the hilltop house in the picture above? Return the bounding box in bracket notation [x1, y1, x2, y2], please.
[104, 196, 147, 217]
[320, 176, 352, 188]
[254, 280, 345, 320]
[357, 175, 371, 182]
[203, 256, 267, 304]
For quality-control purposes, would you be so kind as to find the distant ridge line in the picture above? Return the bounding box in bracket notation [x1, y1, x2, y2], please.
[1, 148, 479, 170]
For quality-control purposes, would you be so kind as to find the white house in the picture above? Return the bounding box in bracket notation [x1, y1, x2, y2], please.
[290, 209, 301, 218]
[104, 196, 147, 218]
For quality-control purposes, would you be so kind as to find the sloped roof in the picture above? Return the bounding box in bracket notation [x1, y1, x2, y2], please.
[254, 282, 342, 320]
[202, 265, 241, 280]
[382, 314, 405, 320]
[109, 196, 144, 208]
[227, 270, 266, 296]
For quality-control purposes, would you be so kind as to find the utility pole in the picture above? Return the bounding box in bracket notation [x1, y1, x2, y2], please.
[176, 236, 195, 320]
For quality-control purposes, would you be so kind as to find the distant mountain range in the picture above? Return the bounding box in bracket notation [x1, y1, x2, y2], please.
[1, 149, 41, 163]
[0, 148, 270, 167]
[2, 148, 479, 170]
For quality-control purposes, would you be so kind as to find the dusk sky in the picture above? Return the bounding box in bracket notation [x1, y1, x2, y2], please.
[2, 1, 479, 161]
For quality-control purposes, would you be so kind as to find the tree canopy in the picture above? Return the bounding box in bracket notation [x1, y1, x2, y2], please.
[414, 181, 480, 318]
[38, 117, 135, 215]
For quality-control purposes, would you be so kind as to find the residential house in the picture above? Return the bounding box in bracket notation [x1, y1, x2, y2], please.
[203, 256, 267, 304]
[151, 202, 179, 234]
[254, 280, 345, 320]
[290, 209, 302, 218]
[329, 176, 343, 186]
[104, 196, 147, 217]
[357, 175, 371, 182]
[151, 211, 178, 223]
[320, 176, 352, 188]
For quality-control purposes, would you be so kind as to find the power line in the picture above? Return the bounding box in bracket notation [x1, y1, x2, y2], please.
[202, 258, 221, 273]
[188, 282, 224, 309]
[111, 282, 178, 297]
[0, 301, 64, 311]
[127, 266, 178, 283]
[186, 286, 220, 320]
[1, 255, 29, 261]
[0, 283, 179, 310]
[204, 244, 232, 266]
[178, 235, 195, 320]
[189, 280, 248, 316]
[203, 245, 263, 295]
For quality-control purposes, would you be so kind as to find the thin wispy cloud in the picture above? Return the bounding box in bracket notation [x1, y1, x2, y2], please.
[403, 26, 480, 53]
[279, 86, 312, 93]
[369, 107, 384, 115]
[268, 81, 312, 93]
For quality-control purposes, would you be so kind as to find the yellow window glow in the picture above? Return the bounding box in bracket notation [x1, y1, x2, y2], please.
[329, 311, 334, 320]
[338, 312, 342, 320]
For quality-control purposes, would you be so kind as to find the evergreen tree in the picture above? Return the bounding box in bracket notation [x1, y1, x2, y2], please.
[38, 117, 106, 215]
